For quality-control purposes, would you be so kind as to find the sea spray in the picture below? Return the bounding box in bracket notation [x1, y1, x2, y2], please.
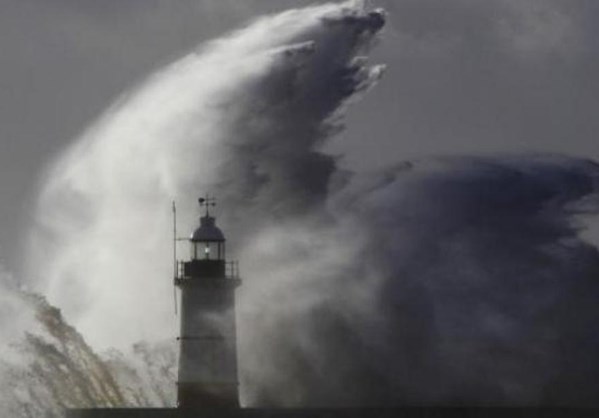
[29, 1, 385, 351]
[0, 291, 176, 415]
[21, 1, 386, 411]
[19, 0, 599, 410]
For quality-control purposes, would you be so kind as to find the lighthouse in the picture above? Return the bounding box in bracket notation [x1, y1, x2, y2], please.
[175, 197, 241, 408]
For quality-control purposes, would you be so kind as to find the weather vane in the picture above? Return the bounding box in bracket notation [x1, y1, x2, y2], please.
[198, 194, 216, 216]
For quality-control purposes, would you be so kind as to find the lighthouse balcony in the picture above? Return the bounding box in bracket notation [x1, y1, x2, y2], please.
[175, 260, 240, 285]
[184, 259, 225, 277]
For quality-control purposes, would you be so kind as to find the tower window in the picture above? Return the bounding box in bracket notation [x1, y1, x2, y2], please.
[191, 241, 224, 260]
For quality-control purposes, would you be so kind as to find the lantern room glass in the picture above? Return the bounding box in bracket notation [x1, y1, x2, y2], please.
[191, 241, 225, 260]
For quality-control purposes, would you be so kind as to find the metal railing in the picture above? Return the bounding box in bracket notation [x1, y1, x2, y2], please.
[175, 260, 240, 280]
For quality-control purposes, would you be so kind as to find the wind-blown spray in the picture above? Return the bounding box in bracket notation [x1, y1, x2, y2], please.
[21, 0, 386, 410]
[29, 2, 385, 350]
[248, 154, 599, 406]
[16, 0, 599, 411]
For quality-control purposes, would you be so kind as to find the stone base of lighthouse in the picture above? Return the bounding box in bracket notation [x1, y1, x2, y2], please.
[177, 382, 240, 408]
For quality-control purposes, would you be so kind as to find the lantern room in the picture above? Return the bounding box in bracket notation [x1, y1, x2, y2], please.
[181, 197, 228, 279]
[190, 215, 225, 260]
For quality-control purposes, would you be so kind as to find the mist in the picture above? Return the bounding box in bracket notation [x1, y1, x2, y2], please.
[11, 0, 599, 411]
[28, 1, 385, 350]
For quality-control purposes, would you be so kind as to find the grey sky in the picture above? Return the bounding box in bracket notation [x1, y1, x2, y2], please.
[2, 0, 599, 275]
[337, 0, 599, 167]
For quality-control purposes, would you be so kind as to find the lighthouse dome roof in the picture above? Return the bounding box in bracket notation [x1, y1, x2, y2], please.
[191, 215, 225, 242]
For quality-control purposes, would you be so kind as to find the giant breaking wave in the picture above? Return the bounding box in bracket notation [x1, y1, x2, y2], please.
[3, 1, 599, 414]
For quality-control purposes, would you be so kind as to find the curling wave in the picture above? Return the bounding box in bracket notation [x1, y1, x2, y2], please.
[17, 0, 599, 411]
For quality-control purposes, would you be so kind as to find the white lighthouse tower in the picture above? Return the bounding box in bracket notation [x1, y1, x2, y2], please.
[175, 197, 241, 408]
